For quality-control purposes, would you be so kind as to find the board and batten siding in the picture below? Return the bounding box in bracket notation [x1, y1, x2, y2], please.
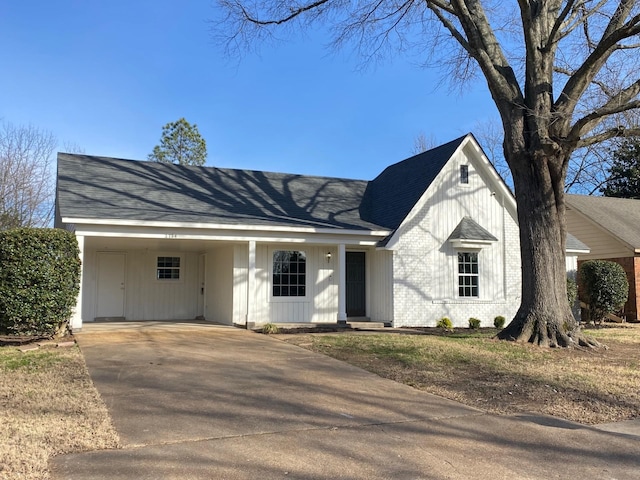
[368, 249, 394, 322]
[232, 245, 249, 325]
[391, 145, 521, 328]
[82, 248, 200, 321]
[233, 244, 339, 324]
[205, 246, 234, 325]
[565, 209, 633, 259]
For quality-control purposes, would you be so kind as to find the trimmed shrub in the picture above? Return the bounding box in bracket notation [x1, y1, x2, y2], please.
[580, 260, 629, 325]
[494, 315, 506, 329]
[436, 317, 453, 331]
[566, 277, 578, 307]
[468, 317, 481, 329]
[0, 228, 80, 337]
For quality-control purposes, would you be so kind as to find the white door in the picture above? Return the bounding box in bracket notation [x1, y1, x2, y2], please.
[96, 252, 126, 319]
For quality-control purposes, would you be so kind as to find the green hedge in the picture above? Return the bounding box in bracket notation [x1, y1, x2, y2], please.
[566, 277, 578, 306]
[0, 228, 80, 336]
[580, 260, 628, 324]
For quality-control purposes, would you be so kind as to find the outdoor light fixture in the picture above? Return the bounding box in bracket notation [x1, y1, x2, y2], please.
[326, 252, 332, 263]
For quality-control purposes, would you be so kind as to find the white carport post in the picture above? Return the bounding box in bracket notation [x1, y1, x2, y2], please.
[71, 234, 84, 331]
[337, 243, 347, 322]
[247, 240, 256, 328]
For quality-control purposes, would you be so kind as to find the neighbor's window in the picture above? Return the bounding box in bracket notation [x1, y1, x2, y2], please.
[458, 252, 478, 297]
[273, 250, 306, 297]
[157, 256, 181, 280]
[460, 164, 469, 184]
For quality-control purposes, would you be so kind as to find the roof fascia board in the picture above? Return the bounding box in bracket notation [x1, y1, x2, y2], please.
[566, 248, 591, 254]
[62, 217, 390, 238]
[71, 224, 385, 246]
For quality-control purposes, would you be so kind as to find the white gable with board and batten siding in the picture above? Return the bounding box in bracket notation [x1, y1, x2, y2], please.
[383, 135, 521, 327]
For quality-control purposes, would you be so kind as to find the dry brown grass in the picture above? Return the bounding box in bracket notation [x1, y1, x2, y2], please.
[282, 324, 640, 425]
[0, 344, 119, 480]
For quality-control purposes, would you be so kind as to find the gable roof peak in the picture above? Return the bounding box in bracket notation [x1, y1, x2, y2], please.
[360, 134, 470, 230]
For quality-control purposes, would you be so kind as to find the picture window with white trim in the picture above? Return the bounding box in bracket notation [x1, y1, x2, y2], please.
[273, 250, 306, 297]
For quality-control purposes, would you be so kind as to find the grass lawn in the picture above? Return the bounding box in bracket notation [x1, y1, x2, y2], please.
[282, 324, 640, 425]
[0, 344, 119, 480]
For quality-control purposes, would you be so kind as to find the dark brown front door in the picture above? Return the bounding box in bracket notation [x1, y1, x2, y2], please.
[346, 252, 366, 317]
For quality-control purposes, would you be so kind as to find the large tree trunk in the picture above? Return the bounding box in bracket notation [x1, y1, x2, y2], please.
[497, 150, 599, 348]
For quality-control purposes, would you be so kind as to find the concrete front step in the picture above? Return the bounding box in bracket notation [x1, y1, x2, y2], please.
[346, 321, 386, 329]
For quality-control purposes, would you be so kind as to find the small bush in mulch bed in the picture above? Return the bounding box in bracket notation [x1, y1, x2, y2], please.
[258, 324, 343, 334]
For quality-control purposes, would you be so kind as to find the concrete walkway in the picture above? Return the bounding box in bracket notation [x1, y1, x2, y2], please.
[50, 323, 640, 479]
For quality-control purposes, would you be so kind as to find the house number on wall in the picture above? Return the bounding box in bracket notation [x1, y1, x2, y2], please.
[165, 234, 178, 239]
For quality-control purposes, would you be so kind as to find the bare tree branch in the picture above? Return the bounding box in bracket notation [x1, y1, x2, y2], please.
[577, 125, 640, 147]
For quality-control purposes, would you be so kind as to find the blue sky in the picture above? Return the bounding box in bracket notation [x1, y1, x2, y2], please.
[0, 1, 498, 181]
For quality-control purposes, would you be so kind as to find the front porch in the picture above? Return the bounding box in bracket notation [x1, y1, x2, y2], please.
[71, 233, 393, 330]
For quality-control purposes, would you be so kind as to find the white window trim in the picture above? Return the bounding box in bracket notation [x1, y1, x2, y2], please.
[269, 248, 309, 303]
[457, 251, 479, 299]
[154, 254, 184, 284]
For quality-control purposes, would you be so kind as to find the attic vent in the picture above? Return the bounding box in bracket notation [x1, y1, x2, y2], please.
[460, 165, 469, 184]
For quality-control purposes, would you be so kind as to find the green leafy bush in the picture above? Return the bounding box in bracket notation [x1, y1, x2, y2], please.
[494, 316, 506, 329]
[580, 260, 629, 325]
[0, 228, 80, 337]
[566, 277, 578, 307]
[436, 317, 453, 331]
[468, 317, 481, 329]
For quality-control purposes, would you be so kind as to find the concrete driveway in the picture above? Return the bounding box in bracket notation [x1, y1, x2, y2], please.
[50, 323, 640, 479]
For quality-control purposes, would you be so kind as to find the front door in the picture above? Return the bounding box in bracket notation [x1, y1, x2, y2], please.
[346, 252, 366, 317]
[96, 252, 126, 319]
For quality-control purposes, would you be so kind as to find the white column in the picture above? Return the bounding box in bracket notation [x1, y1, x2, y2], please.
[71, 235, 84, 331]
[246, 241, 256, 328]
[337, 243, 347, 322]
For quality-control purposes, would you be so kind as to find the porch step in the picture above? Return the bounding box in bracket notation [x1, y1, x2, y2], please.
[346, 321, 387, 330]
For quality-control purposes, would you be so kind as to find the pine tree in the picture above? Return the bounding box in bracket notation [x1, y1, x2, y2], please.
[601, 140, 640, 199]
[148, 118, 207, 166]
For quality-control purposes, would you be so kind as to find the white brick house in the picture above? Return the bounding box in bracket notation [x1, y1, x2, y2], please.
[55, 133, 585, 330]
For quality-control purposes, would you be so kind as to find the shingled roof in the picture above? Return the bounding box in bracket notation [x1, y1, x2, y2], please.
[56, 136, 469, 234]
[359, 136, 466, 229]
[56, 154, 385, 231]
[447, 216, 498, 243]
[567, 194, 640, 249]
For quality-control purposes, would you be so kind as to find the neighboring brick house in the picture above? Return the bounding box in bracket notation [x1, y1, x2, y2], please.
[566, 194, 640, 321]
[55, 133, 581, 330]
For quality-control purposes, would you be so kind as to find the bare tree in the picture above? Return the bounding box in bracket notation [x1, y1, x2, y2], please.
[214, 1, 640, 347]
[473, 118, 513, 187]
[411, 132, 439, 154]
[0, 122, 57, 229]
[474, 116, 639, 194]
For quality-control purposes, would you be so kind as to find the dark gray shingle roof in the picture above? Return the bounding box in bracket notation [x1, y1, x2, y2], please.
[360, 135, 466, 229]
[56, 154, 384, 231]
[567, 194, 640, 249]
[57, 137, 468, 233]
[447, 216, 498, 242]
